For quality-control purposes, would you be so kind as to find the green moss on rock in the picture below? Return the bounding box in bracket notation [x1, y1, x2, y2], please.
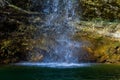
[0, 24, 36, 64]
[74, 21, 120, 63]
[79, 0, 120, 21]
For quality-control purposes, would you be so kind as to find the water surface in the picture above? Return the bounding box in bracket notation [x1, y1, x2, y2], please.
[0, 63, 120, 80]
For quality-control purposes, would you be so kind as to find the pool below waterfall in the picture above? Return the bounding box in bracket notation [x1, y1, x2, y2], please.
[0, 63, 120, 80]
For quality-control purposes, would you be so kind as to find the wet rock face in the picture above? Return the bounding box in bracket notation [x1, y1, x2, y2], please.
[0, 20, 18, 32]
[0, 0, 36, 64]
[30, 0, 46, 12]
[9, 0, 31, 10]
[80, 0, 120, 20]
[74, 21, 120, 63]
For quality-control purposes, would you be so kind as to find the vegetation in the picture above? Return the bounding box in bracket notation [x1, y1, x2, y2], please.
[0, 0, 120, 64]
[0, 0, 37, 64]
[75, 21, 120, 63]
[79, 0, 120, 21]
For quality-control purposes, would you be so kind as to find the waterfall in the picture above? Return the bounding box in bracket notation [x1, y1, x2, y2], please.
[30, 0, 81, 63]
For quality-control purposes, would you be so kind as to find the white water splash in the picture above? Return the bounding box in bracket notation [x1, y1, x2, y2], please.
[15, 62, 91, 68]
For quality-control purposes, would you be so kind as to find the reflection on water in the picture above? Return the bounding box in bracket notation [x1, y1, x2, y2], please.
[0, 64, 120, 80]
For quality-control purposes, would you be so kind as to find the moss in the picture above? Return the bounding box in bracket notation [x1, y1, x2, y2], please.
[79, 0, 120, 21]
[74, 21, 120, 63]
[0, 23, 37, 64]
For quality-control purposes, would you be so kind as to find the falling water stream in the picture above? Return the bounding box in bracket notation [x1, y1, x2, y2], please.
[1, 1, 120, 80]
[39, 0, 79, 62]
[19, 0, 85, 67]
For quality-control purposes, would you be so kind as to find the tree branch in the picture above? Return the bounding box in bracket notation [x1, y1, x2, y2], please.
[1, 0, 40, 15]
[8, 4, 40, 15]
